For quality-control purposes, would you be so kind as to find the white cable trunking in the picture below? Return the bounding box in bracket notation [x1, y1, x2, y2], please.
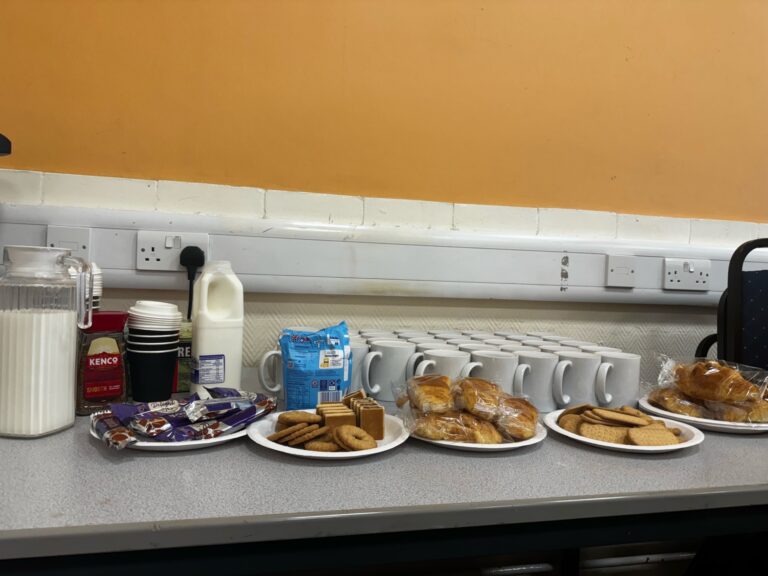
[1, 203, 766, 307]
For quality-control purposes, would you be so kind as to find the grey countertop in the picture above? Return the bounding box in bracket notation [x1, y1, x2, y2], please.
[1, 415, 767, 560]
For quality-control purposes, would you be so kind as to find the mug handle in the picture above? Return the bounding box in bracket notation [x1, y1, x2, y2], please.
[362, 351, 383, 396]
[258, 350, 283, 393]
[415, 359, 436, 377]
[513, 363, 530, 396]
[553, 360, 572, 407]
[596, 362, 613, 405]
[461, 361, 482, 378]
[406, 352, 424, 379]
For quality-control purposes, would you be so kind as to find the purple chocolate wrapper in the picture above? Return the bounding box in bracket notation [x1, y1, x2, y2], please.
[184, 394, 273, 422]
[156, 397, 276, 442]
[91, 411, 137, 450]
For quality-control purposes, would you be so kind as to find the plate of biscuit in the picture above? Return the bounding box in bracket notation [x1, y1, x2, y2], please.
[247, 403, 409, 460]
[544, 404, 704, 453]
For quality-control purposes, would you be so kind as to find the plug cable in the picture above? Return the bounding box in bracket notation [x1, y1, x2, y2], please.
[180, 246, 205, 320]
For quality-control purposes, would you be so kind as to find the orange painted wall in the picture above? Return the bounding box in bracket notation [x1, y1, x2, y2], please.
[1, 0, 767, 221]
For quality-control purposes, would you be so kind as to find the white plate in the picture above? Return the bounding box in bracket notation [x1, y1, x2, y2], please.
[247, 410, 409, 460]
[638, 395, 768, 434]
[544, 409, 704, 454]
[90, 427, 248, 451]
[411, 422, 547, 452]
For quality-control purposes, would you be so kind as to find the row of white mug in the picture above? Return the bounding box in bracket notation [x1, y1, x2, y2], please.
[257, 328, 640, 412]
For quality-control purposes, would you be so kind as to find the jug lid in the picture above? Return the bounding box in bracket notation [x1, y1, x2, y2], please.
[2, 245, 74, 280]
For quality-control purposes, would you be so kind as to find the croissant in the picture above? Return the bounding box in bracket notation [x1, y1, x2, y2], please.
[454, 378, 502, 421]
[407, 375, 453, 413]
[495, 396, 538, 441]
[413, 410, 502, 444]
[705, 399, 768, 423]
[647, 386, 710, 419]
[675, 361, 760, 404]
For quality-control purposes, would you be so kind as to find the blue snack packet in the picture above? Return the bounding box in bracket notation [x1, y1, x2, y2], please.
[279, 322, 351, 410]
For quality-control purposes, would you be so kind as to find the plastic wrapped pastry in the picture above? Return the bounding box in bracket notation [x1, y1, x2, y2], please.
[413, 410, 503, 444]
[407, 374, 454, 413]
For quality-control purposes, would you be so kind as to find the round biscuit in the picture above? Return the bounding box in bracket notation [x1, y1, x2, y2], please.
[266, 422, 308, 442]
[277, 411, 322, 426]
[287, 425, 330, 447]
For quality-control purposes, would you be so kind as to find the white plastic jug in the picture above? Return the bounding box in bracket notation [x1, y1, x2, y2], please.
[191, 261, 244, 395]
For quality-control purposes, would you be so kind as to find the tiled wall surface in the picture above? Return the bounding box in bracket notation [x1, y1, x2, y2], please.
[1, 169, 767, 245]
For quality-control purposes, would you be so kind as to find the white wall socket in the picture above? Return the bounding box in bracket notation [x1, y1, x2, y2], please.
[605, 254, 637, 288]
[136, 230, 210, 272]
[46, 225, 92, 262]
[663, 258, 711, 291]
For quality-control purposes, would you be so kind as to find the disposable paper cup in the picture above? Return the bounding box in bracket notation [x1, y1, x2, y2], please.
[128, 349, 177, 402]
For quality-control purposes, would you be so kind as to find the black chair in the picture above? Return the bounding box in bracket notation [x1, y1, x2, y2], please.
[695, 238, 768, 370]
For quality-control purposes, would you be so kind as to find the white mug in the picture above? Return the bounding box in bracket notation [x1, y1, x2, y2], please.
[361, 331, 395, 340]
[560, 340, 596, 348]
[446, 338, 474, 346]
[258, 349, 284, 392]
[458, 343, 497, 353]
[552, 351, 600, 407]
[470, 333, 497, 341]
[428, 328, 457, 335]
[414, 349, 471, 380]
[362, 340, 418, 402]
[349, 340, 370, 393]
[513, 351, 559, 412]
[596, 352, 641, 407]
[415, 342, 458, 353]
[393, 327, 421, 334]
[525, 331, 552, 339]
[541, 335, 571, 343]
[462, 350, 518, 394]
[494, 331, 528, 340]
[539, 345, 579, 354]
[434, 332, 464, 340]
[580, 345, 621, 354]
[408, 337, 441, 344]
[521, 339, 548, 348]
[483, 338, 513, 347]
[461, 330, 489, 336]
[397, 331, 429, 340]
[499, 344, 539, 353]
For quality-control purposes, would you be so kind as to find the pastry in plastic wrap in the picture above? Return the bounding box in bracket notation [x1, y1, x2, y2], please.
[407, 375, 454, 413]
[413, 410, 503, 444]
[675, 360, 760, 403]
[647, 386, 710, 419]
[454, 377, 502, 421]
[496, 396, 538, 441]
[704, 399, 768, 423]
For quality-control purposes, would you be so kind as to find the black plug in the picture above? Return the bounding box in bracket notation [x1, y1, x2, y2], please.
[180, 246, 205, 320]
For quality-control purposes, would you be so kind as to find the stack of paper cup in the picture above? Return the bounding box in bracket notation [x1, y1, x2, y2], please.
[126, 301, 182, 402]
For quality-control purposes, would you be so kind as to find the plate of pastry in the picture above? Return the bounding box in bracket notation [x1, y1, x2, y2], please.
[247, 404, 409, 460]
[637, 359, 768, 433]
[639, 396, 768, 434]
[544, 404, 704, 453]
[405, 375, 545, 451]
[411, 420, 547, 452]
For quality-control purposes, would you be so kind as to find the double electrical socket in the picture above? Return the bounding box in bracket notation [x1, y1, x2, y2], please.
[663, 258, 711, 291]
[136, 230, 210, 272]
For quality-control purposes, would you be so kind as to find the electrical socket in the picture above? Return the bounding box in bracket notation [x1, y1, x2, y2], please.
[46, 225, 92, 262]
[663, 258, 711, 291]
[136, 230, 210, 272]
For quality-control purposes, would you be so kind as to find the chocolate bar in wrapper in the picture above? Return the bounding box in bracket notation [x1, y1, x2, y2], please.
[205, 387, 250, 399]
[91, 411, 137, 450]
[184, 393, 273, 423]
[157, 399, 276, 442]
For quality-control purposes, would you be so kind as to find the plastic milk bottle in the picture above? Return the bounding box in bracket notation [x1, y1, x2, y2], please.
[191, 261, 244, 396]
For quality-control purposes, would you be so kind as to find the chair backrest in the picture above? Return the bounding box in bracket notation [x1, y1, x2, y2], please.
[722, 238, 768, 369]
